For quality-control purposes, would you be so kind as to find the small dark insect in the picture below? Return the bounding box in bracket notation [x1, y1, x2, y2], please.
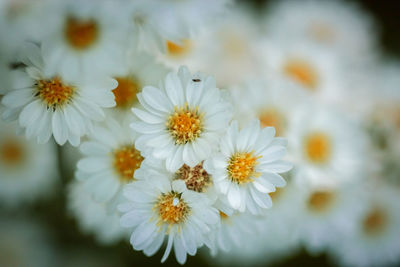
[192, 79, 201, 82]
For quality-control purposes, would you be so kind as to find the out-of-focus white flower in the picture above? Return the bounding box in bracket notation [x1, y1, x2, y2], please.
[0, 217, 56, 267]
[109, 51, 169, 112]
[119, 178, 219, 264]
[124, 0, 230, 53]
[1, 43, 117, 146]
[76, 114, 144, 204]
[264, 0, 377, 64]
[207, 120, 291, 214]
[287, 104, 366, 186]
[329, 183, 400, 267]
[258, 41, 345, 107]
[67, 180, 129, 245]
[230, 78, 306, 136]
[294, 182, 367, 255]
[41, 0, 130, 79]
[0, 118, 58, 208]
[131, 66, 232, 172]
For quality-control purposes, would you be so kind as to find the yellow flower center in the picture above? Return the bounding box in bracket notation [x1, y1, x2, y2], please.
[113, 77, 140, 108]
[219, 211, 229, 220]
[166, 39, 192, 57]
[155, 192, 190, 225]
[167, 104, 203, 145]
[227, 151, 261, 184]
[307, 190, 335, 213]
[113, 145, 144, 182]
[283, 59, 318, 90]
[175, 162, 211, 193]
[308, 22, 336, 43]
[363, 207, 388, 236]
[259, 108, 287, 136]
[304, 132, 332, 164]
[65, 17, 99, 50]
[0, 140, 24, 165]
[36, 77, 75, 110]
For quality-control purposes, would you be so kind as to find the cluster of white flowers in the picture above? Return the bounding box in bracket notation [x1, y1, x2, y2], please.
[0, 0, 400, 266]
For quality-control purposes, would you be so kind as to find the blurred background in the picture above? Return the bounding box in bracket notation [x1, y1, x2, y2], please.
[0, 0, 399, 266]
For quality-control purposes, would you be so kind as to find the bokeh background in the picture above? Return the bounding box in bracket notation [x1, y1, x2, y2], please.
[1, 0, 400, 266]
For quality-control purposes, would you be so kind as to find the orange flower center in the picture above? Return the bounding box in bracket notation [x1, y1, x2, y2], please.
[283, 59, 318, 90]
[36, 77, 75, 110]
[227, 151, 261, 184]
[363, 207, 388, 236]
[259, 108, 287, 136]
[304, 132, 332, 164]
[167, 104, 203, 145]
[307, 190, 335, 213]
[113, 145, 144, 182]
[175, 162, 211, 193]
[65, 17, 99, 50]
[1, 141, 24, 165]
[155, 192, 190, 225]
[113, 77, 140, 108]
[219, 211, 229, 220]
[166, 39, 192, 57]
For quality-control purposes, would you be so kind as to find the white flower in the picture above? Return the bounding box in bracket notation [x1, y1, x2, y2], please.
[76, 114, 145, 204]
[287, 104, 366, 186]
[0, 118, 58, 208]
[131, 66, 232, 172]
[119, 178, 219, 264]
[207, 120, 292, 214]
[263, 0, 377, 64]
[109, 51, 169, 112]
[329, 183, 400, 267]
[1, 43, 117, 146]
[67, 180, 129, 245]
[294, 182, 366, 255]
[41, 0, 130, 79]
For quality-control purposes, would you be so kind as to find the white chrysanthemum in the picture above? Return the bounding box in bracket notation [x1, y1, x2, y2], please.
[1, 43, 117, 146]
[119, 178, 219, 264]
[295, 182, 366, 255]
[41, 0, 130, 79]
[109, 51, 169, 112]
[131, 66, 232, 172]
[124, 0, 230, 52]
[0, 217, 56, 267]
[258, 41, 345, 106]
[264, 0, 377, 64]
[206, 120, 292, 214]
[329, 183, 400, 267]
[67, 180, 128, 245]
[287, 104, 366, 186]
[230, 78, 306, 137]
[0, 118, 58, 208]
[76, 114, 145, 204]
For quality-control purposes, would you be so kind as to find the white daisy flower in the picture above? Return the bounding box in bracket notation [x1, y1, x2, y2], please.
[206, 120, 292, 214]
[131, 66, 232, 172]
[109, 51, 169, 112]
[124, 0, 230, 53]
[329, 183, 400, 267]
[76, 114, 145, 204]
[41, 0, 130, 79]
[119, 178, 219, 264]
[264, 0, 378, 64]
[230, 78, 306, 137]
[67, 180, 128, 245]
[258, 41, 346, 106]
[294, 182, 366, 255]
[1, 43, 117, 146]
[0, 118, 58, 208]
[287, 104, 367, 186]
[0, 217, 56, 267]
